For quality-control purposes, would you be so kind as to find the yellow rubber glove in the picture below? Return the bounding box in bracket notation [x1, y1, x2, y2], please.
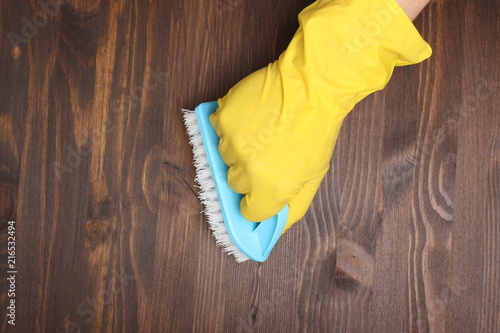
[210, 0, 432, 231]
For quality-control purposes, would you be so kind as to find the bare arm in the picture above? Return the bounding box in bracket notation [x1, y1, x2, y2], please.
[396, 0, 431, 20]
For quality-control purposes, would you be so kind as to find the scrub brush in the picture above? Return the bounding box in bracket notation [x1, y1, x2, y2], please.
[183, 101, 289, 262]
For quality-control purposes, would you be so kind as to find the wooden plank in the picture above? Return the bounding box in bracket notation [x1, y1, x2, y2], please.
[0, 0, 498, 332]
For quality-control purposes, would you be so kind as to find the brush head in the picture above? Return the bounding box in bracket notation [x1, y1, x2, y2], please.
[182, 102, 288, 262]
[183, 107, 249, 262]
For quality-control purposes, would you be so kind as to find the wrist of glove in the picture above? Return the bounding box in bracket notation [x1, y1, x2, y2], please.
[211, 0, 432, 231]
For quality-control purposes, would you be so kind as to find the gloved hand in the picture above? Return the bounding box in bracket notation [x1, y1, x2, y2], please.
[210, 0, 431, 231]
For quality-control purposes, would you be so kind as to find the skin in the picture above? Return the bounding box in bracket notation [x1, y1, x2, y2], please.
[396, 0, 431, 20]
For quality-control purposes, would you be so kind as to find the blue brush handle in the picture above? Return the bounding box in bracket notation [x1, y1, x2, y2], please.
[195, 101, 288, 262]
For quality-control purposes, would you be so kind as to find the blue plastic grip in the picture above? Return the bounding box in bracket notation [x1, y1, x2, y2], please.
[195, 101, 288, 262]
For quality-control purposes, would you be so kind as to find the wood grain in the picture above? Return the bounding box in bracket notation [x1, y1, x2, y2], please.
[0, 0, 498, 332]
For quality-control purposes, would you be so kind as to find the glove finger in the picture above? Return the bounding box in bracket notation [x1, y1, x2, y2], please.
[240, 183, 294, 222]
[282, 175, 325, 232]
[227, 164, 250, 194]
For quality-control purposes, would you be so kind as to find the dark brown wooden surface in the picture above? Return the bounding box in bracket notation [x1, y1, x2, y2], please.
[0, 0, 499, 332]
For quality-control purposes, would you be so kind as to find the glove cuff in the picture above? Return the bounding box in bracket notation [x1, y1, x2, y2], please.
[299, 0, 432, 66]
[279, 0, 433, 113]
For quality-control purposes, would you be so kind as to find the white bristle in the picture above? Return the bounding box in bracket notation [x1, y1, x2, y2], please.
[182, 109, 250, 263]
